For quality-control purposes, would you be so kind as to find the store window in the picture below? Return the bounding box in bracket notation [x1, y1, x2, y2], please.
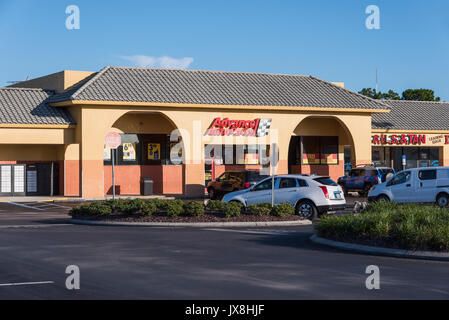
[301, 136, 338, 165]
[104, 134, 182, 166]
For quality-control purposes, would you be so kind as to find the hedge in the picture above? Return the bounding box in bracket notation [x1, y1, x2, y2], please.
[315, 202, 449, 252]
[70, 199, 298, 219]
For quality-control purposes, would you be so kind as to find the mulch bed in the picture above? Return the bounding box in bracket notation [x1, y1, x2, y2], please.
[71, 211, 306, 223]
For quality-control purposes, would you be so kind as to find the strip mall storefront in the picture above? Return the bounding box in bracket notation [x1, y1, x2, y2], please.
[371, 132, 449, 171]
[1, 67, 447, 198]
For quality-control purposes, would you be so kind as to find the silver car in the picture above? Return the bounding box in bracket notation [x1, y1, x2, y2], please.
[222, 174, 346, 220]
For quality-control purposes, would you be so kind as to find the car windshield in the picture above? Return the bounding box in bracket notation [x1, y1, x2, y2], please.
[379, 169, 394, 175]
[313, 177, 338, 186]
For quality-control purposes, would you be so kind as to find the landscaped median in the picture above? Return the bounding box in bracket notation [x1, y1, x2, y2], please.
[311, 202, 449, 260]
[68, 199, 311, 227]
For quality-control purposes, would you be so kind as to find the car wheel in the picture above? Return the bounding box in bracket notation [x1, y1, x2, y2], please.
[377, 194, 390, 203]
[295, 200, 317, 221]
[208, 188, 216, 200]
[436, 193, 449, 208]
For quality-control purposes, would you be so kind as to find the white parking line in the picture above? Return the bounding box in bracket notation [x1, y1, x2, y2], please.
[8, 202, 44, 211]
[0, 281, 54, 287]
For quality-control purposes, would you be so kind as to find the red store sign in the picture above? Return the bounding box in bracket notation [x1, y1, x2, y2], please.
[204, 117, 272, 137]
[372, 134, 449, 145]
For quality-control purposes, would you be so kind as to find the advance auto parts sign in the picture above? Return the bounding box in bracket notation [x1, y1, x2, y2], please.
[204, 118, 272, 137]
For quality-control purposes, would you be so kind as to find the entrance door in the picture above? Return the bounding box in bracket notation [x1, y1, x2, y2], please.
[0, 165, 26, 196]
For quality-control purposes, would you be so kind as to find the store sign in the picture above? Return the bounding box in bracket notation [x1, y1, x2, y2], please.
[204, 118, 272, 137]
[372, 134, 449, 146]
[105, 132, 121, 149]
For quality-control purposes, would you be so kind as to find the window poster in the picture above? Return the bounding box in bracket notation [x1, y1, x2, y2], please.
[302, 153, 321, 165]
[321, 153, 338, 165]
[123, 142, 136, 161]
[244, 153, 259, 165]
[148, 143, 161, 160]
[104, 145, 111, 160]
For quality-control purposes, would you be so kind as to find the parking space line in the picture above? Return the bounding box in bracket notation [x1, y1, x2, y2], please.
[0, 281, 54, 287]
[8, 202, 44, 211]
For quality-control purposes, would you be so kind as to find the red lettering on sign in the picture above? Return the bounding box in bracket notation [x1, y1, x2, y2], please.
[205, 117, 266, 137]
[419, 135, 426, 145]
[391, 135, 398, 145]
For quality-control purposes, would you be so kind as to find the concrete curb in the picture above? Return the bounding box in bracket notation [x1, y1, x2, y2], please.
[70, 219, 312, 228]
[310, 234, 449, 261]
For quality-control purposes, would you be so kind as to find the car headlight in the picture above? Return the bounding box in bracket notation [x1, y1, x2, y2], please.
[370, 185, 377, 192]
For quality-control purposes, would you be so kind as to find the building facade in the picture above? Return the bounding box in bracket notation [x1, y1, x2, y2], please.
[0, 67, 447, 198]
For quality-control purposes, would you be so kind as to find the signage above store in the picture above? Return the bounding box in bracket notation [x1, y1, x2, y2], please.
[204, 118, 272, 137]
[372, 134, 449, 146]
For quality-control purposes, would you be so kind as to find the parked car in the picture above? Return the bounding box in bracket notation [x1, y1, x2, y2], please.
[338, 166, 395, 197]
[368, 167, 449, 207]
[222, 174, 346, 220]
[207, 170, 269, 200]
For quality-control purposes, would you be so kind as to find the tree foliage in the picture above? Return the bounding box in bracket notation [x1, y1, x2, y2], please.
[359, 88, 440, 101]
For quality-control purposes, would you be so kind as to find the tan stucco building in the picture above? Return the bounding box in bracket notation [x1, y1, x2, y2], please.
[0, 67, 447, 198]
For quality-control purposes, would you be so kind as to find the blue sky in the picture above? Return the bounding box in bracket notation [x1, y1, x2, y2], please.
[1, 0, 448, 100]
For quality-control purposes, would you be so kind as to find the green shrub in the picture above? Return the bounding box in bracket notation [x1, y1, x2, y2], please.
[272, 202, 294, 217]
[123, 199, 146, 214]
[164, 199, 185, 217]
[71, 202, 112, 216]
[222, 201, 243, 218]
[206, 200, 225, 211]
[69, 205, 82, 217]
[184, 201, 205, 216]
[247, 203, 272, 216]
[315, 202, 449, 251]
[107, 199, 128, 213]
[141, 201, 158, 216]
[149, 198, 166, 211]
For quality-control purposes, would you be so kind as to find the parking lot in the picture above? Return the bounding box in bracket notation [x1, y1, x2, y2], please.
[0, 196, 448, 300]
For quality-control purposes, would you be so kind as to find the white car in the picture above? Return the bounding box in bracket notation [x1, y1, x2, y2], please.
[368, 167, 449, 207]
[222, 174, 346, 220]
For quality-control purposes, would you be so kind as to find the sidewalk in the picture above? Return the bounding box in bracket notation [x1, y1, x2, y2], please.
[0, 195, 174, 203]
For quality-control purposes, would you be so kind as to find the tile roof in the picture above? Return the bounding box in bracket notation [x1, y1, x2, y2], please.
[49, 66, 390, 110]
[372, 100, 449, 131]
[0, 88, 75, 125]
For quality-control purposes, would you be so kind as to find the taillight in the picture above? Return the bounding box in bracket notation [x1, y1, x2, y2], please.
[244, 182, 250, 189]
[319, 186, 329, 199]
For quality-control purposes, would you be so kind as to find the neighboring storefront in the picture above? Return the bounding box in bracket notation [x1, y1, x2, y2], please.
[0, 67, 447, 198]
[371, 100, 449, 172]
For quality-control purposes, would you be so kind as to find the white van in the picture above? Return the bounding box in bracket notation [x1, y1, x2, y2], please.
[368, 167, 449, 207]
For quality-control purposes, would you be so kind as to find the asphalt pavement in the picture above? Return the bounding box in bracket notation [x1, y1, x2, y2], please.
[0, 200, 448, 300]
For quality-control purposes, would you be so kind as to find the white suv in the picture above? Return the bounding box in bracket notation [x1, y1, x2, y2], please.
[368, 167, 449, 207]
[222, 175, 346, 220]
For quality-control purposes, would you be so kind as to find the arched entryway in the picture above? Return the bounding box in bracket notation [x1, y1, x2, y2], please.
[103, 112, 184, 195]
[288, 116, 356, 182]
